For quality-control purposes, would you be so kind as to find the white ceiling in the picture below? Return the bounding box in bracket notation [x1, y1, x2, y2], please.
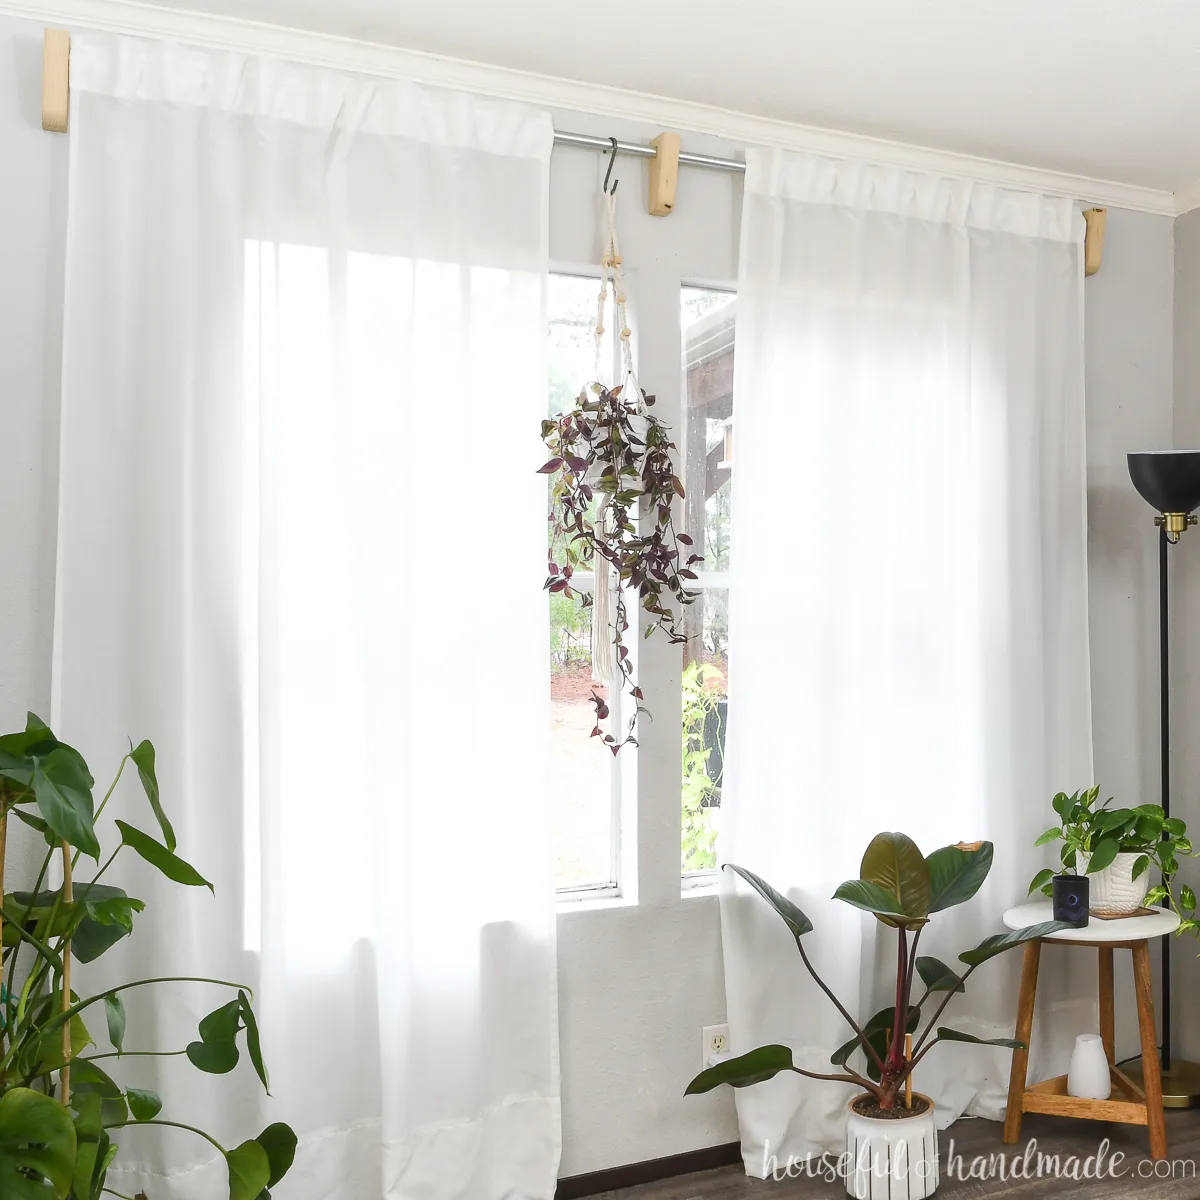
[30, 0, 1200, 197]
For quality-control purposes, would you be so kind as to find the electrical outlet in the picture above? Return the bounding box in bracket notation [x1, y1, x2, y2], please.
[702, 1023, 730, 1069]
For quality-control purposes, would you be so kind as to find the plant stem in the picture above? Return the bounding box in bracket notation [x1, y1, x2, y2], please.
[80, 1049, 188, 1063]
[5, 843, 55, 1016]
[74, 756, 129, 870]
[789, 1064, 881, 1099]
[60, 840, 73, 1103]
[2, 977, 250, 1076]
[0, 798, 6, 1059]
[102, 1190, 135, 1200]
[105, 1119, 226, 1156]
[794, 936, 885, 1072]
[888, 926, 909, 1073]
[904, 927, 922, 1013]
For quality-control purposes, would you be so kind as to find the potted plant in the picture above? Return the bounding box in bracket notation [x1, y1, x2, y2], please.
[0, 714, 295, 1200]
[685, 835, 1064, 1199]
[1028, 787, 1197, 921]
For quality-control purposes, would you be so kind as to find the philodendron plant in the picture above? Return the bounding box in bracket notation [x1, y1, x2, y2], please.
[0, 714, 295, 1200]
[687, 834, 1066, 1111]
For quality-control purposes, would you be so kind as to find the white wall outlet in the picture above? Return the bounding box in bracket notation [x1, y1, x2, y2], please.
[702, 1023, 730, 1069]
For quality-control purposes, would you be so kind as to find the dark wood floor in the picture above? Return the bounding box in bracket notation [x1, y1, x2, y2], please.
[598, 1113, 1200, 1198]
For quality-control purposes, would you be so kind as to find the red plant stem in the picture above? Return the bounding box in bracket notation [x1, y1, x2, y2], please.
[889, 926, 908, 1073]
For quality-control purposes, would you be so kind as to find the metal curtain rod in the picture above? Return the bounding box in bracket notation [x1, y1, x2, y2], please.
[553, 131, 746, 175]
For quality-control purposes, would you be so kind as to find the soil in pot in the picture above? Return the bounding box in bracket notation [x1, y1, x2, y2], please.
[851, 1095, 932, 1120]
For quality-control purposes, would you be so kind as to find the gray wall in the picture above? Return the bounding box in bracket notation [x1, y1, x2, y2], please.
[1086, 207, 1177, 1057]
[0, 9, 1185, 1173]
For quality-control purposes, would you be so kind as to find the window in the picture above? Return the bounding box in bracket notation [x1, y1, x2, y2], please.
[549, 274, 620, 893]
[680, 287, 735, 880]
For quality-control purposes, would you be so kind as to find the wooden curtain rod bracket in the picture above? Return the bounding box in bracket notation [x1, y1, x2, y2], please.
[648, 132, 681, 216]
[1083, 207, 1106, 277]
[42, 28, 70, 134]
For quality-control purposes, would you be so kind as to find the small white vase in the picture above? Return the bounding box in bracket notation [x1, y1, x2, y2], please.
[1067, 1033, 1111, 1100]
[845, 1094, 939, 1199]
[1079, 850, 1151, 915]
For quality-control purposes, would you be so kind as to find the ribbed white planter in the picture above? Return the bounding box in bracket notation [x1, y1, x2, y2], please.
[845, 1094, 939, 1200]
[1080, 850, 1151, 915]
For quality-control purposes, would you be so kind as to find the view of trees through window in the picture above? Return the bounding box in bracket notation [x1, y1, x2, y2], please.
[547, 276, 735, 890]
[680, 287, 734, 877]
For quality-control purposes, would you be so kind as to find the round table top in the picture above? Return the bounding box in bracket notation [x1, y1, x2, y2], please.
[1003, 899, 1180, 942]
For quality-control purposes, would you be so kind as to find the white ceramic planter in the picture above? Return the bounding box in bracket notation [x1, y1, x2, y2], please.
[1067, 1033, 1112, 1099]
[845, 1094, 939, 1200]
[1080, 850, 1151, 915]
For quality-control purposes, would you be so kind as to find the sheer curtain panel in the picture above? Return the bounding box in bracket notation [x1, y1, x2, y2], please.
[720, 150, 1093, 1173]
[54, 34, 558, 1199]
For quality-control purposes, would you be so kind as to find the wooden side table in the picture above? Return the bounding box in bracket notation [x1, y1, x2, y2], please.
[1001, 900, 1180, 1161]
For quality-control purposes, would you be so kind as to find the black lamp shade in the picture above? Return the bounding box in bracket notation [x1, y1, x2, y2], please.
[1128, 451, 1200, 515]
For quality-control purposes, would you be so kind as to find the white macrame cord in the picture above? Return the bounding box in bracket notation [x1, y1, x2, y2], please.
[590, 187, 643, 687]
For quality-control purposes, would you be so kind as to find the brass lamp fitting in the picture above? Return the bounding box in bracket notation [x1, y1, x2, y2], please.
[1154, 513, 1199, 543]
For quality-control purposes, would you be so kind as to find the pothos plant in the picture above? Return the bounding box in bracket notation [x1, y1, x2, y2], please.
[1028, 786, 1199, 935]
[686, 834, 1065, 1111]
[0, 714, 295, 1200]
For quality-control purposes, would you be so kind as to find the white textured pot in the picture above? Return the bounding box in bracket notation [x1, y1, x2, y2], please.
[845, 1094, 939, 1200]
[1067, 1033, 1112, 1100]
[1080, 850, 1151, 915]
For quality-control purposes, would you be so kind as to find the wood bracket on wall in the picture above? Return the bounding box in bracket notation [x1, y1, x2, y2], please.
[42, 28, 70, 133]
[1083, 207, 1106, 277]
[648, 132, 681, 216]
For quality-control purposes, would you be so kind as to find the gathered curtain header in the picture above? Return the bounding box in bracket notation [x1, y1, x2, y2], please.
[69, 33, 553, 160]
[746, 147, 1083, 242]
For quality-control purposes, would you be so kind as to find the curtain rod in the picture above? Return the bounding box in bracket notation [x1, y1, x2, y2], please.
[553, 131, 746, 175]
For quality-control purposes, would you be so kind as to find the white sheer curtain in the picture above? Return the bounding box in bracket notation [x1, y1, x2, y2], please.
[54, 34, 558, 1199]
[720, 150, 1094, 1174]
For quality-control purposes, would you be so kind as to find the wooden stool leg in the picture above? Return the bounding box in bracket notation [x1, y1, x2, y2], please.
[1132, 941, 1168, 1161]
[1004, 939, 1042, 1144]
[1099, 946, 1115, 1063]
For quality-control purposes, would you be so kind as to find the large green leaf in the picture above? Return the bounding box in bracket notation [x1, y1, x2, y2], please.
[0, 1088, 76, 1200]
[130, 740, 175, 852]
[915, 956, 965, 995]
[71, 1093, 104, 1200]
[32, 749, 99, 859]
[256, 1123, 298, 1188]
[860, 833, 931, 919]
[115, 821, 212, 890]
[937, 1027, 1024, 1049]
[685, 1044, 795, 1094]
[925, 843, 993, 912]
[723, 865, 812, 938]
[226, 1140, 272, 1200]
[831, 879, 915, 923]
[1084, 838, 1121, 874]
[71, 1059, 128, 1128]
[239, 990, 269, 1092]
[959, 921, 1068, 967]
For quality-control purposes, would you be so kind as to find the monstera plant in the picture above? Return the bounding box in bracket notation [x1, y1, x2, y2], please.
[687, 834, 1065, 1111]
[0, 714, 294, 1200]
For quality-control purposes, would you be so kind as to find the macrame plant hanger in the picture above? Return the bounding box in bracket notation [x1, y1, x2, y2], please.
[590, 140, 643, 687]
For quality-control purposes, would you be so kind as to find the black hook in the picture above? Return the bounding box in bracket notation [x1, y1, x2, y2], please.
[603, 136, 620, 196]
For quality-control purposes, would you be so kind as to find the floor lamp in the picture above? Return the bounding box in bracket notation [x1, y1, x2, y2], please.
[1127, 450, 1200, 1107]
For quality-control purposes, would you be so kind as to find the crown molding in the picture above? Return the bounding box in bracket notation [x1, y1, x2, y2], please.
[1173, 180, 1200, 218]
[0, 0, 1182, 217]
